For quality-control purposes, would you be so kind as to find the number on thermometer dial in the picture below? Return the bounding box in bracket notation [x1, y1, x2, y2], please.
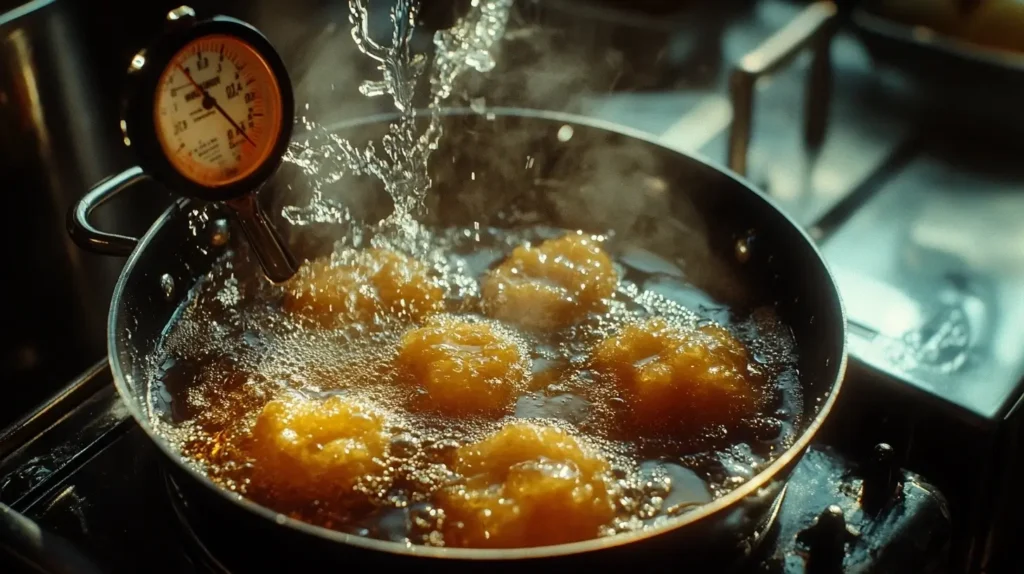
[154, 34, 283, 188]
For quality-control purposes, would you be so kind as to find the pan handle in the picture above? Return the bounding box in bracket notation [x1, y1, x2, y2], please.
[727, 1, 838, 177]
[67, 166, 151, 257]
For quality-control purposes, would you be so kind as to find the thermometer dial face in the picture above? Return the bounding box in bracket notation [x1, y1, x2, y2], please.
[154, 34, 283, 188]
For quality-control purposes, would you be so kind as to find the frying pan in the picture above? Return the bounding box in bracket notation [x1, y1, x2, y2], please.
[847, 1, 1024, 91]
[68, 108, 846, 570]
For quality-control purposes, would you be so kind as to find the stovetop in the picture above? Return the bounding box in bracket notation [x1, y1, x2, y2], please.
[583, 1, 1024, 426]
[4, 0, 1024, 572]
[0, 366, 951, 573]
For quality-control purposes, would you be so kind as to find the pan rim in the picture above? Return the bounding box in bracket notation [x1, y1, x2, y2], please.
[107, 106, 848, 560]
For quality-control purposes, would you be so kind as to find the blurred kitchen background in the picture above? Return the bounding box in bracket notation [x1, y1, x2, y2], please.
[3, 0, 1024, 571]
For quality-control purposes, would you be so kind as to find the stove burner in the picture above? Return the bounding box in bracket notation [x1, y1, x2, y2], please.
[750, 445, 951, 573]
[861, 442, 900, 514]
[794, 505, 857, 573]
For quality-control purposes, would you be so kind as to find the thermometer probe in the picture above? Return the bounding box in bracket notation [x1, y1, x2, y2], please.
[121, 6, 297, 282]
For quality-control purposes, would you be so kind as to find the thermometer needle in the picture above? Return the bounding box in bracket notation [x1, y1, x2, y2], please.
[176, 63, 257, 147]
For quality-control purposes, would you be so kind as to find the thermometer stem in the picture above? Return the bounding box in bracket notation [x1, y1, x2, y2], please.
[225, 193, 298, 283]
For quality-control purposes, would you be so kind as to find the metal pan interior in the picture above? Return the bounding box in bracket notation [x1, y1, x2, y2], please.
[106, 108, 846, 560]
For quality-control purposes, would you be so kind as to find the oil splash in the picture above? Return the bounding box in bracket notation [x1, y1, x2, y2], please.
[281, 0, 514, 246]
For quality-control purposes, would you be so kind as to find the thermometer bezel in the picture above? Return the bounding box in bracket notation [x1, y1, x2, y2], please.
[121, 15, 295, 202]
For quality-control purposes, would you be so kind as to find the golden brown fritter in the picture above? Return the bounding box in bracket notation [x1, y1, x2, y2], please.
[482, 233, 617, 329]
[397, 315, 527, 416]
[248, 393, 389, 500]
[438, 422, 616, 548]
[283, 249, 443, 325]
[592, 318, 760, 433]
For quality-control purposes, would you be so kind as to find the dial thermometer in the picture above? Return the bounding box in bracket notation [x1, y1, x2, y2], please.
[121, 6, 297, 282]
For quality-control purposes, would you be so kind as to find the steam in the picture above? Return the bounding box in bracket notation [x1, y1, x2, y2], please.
[266, 0, 625, 230]
[250, 0, 744, 304]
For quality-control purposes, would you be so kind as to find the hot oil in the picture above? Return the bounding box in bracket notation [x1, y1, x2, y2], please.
[149, 224, 801, 545]
[146, 0, 801, 548]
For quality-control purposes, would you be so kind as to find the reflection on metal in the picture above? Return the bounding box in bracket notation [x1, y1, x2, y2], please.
[0, 0, 57, 26]
[43, 485, 89, 534]
[824, 145, 1024, 422]
[8, 29, 57, 199]
[891, 299, 972, 376]
[166, 6, 196, 22]
[831, 267, 924, 339]
[0, 377, 130, 509]
[829, 267, 976, 380]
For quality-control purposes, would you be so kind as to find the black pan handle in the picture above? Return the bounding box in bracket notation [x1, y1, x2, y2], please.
[1, 502, 105, 574]
[67, 166, 150, 257]
[728, 1, 838, 177]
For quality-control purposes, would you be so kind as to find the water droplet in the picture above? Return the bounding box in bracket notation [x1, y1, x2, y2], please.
[210, 219, 230, 247]
[160, 274, 175, 301]
[735, 232, 755, 263]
